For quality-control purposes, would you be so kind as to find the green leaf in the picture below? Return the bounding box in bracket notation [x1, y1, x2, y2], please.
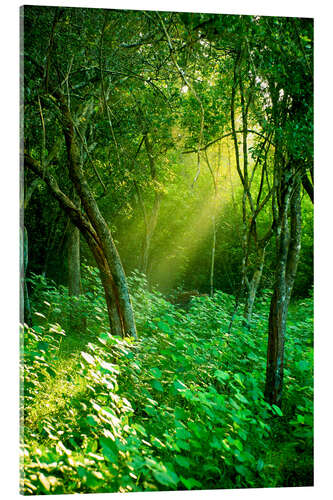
[100, 437, 118, 463]
[272, 404, 283, 416]
[180, 476, 202, 490]
[152, 467, 179, 487]
[144, 405, 157, 416]
[175, 427, 191, 440]
[257, 458, 264, 472]
[297, 360, 309, 372]
[157, 321, 172, 333]
[235, 464, 250, 477]
[173, 379, 187, 392]
[176, 439, 191, 451]
[174, 406, 186, 420]
[174, 455, 191, 468]
[214, 370, 230, 381]
[81, 351, 95, 365]
[151, 379, 164, 392]
[297, 414, 305, 424]
[133, 423, 148, 436]
[150, 367, 162, 379]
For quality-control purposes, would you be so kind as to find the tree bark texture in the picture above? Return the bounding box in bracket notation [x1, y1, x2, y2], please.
[244, 245, 266, 325]
[264, 176, 302, 406]
[68, 222, 81, 297]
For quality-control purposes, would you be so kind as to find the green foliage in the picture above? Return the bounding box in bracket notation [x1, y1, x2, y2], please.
[28, 266, 109, 333]
[21, 273, 313, 493]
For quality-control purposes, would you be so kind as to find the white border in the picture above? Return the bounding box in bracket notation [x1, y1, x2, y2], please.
[1, 1, 332, 499]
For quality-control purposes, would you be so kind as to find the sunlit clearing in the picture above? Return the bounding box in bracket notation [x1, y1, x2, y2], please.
[151, 152, 240, 291]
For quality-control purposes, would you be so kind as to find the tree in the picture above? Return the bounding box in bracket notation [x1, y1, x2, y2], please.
[246, 16, 313, 405]
[23, 6, 137, 338]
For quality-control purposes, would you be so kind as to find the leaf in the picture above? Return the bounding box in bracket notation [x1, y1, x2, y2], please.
[85, 415, 99, 427]
[157, 321, 172, 333]
[235, 464, 249, 477]
[175, 427, 191, 440]
[297, 414, 305, 424]
[100, 437, 118, 463]
[34, 312, 46, 319]
[38, 473, 50, 491]
[210, 436, 222, 450]
[174, 406, 186, 420]
[297, 360, 309, 372]
[151, 379, 164, 392]
[235, 393, 249, 404]
[176, 439, 190, 451]
[180, 476, 202, 490]
[152, 467, 179, 487]
[81, 351, 95, 365]
[257, 458, 264, 472]
[144, 405, 157, 416]
[214, 370, 230, 381]
[174, 455, 191, 468]
[133, 423, 147, 436]
[173, 379, 187, 392]
[234, 373, 245, 388]
[150, 367, 162, 379]
[99, 360, 119, 374]
[272, 404, 283, 416]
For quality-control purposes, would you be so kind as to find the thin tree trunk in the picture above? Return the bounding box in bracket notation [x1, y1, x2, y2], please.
[205, 147, 220, 298]
[264, 176, 302, 406]
[68, 223, 81, 297]
[135, 133, 162, 280]
[244, 245, 266, 326]
[141, 191, 161, 277]
[210, 212, 216, 297]
[67, 210, 87, 332]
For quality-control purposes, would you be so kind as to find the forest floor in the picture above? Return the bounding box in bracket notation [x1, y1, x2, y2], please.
[21, 274, 313, 494]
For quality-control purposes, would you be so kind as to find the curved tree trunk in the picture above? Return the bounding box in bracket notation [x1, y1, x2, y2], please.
[57, 91, 137, 338]
[24, 152, 136, 339]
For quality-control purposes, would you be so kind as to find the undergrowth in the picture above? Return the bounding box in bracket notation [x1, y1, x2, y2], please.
[21, 269, 313, 494]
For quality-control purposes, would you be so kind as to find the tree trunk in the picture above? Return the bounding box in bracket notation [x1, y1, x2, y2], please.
[140, 134, 162, 279]
[67, 214, 87, 333]
[264, 177, 302, 406]
[209, 212, 216, 297]
[68, 222, 81, 297]
[24, 152, 136, 339]
[57, 92, 137, 338]
[141, 191, 161, 278]
[244, 245, 266, 326]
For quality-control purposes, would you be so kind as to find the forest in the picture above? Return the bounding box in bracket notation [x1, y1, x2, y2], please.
[21, 5, 313, 495]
